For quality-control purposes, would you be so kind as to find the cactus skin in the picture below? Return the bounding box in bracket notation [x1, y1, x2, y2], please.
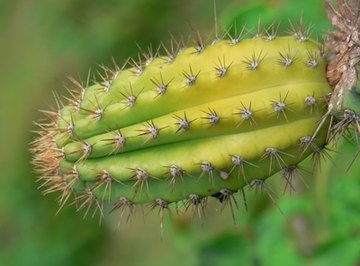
[32, 30, 333, 222]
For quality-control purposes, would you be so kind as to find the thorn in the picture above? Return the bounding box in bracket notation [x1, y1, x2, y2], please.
[280, 165, 310, 195]
[212, 188, 239, 224]
[278, 44, 297, 67]
[55, 167, 80, 214]
[137, 120, 163, 141]
[129, 54, 145, 76]
[201, 107, 220, 125]
[211, 0, 219, 45]
[243, 50, 265, 70]
[74, 187, 104, 223]
[198, 161, 215, 186]
[174, 112, 194, 133]
[120, 83, 143, 108]
[182, 65, 200, 87]
[151, 73, 173, 96]
[272, 91, 293, 121]
[311, 144, 333, 172]
[164, 164, 185, 189]
[92, 170, 124, 202]
[288, 16, 313, 42]
[249, 179, 284, 215]
[80, 141, 92, 161]
[230, 154, 259, 184]
[300, 109, 332, 158]
[261, 147, 295, 175]
[187, 22, 205, 54]
[129, 168, 152, 196]
[111, 197, 135, 228]
[185, 194, 207, 223]
[299, 135, 320, 155]
[214, 55, 233, 78]
[226, 23, 247, 45]
[80, 94, 109, 121]
[304, 92, 317, 114]
[306, 49, 319, 68]
[150, 198, 170, 240]
[101, 130, 126, 155]
[136, 43, 158, 66]
[234, 101, 256, 127]
[263, 23, 279, 41]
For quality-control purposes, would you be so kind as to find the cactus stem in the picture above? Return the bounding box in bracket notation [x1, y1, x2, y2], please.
[31, 12, 335, 224]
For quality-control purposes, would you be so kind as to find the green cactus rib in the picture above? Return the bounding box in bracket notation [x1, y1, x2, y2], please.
[32, 33, 333, 217]
[55, 38, 327, 144]
[60, 117, 328, 204]
[63, 82, 328, 161]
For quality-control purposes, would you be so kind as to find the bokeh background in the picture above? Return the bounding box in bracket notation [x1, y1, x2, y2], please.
[0, 0, 359, 265]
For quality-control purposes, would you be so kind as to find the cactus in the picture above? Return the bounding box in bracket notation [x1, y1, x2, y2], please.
[31, 0, 359, 230]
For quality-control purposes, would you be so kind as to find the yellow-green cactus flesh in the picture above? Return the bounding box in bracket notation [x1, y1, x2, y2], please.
[32, 36, 332, 216]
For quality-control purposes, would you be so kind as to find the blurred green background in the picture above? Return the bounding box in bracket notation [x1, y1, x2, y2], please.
[0, 0, 359, 265]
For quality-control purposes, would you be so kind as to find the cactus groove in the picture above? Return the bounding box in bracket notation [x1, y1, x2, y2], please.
[32, 20, 338, 227]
